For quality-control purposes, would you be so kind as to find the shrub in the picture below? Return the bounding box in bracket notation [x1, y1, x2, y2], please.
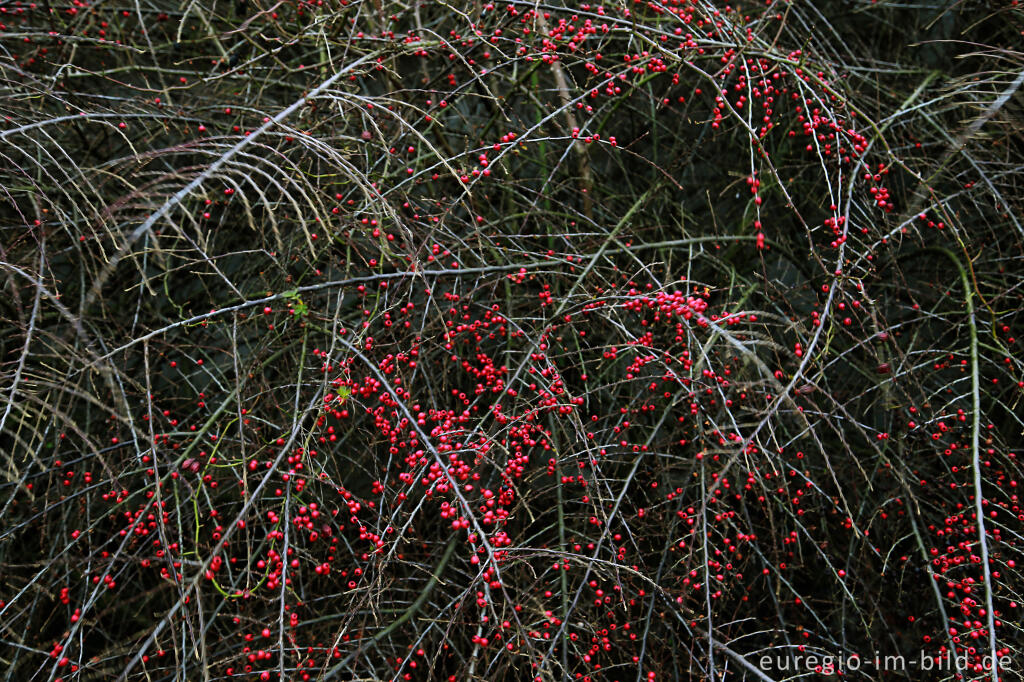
[1, 1, 1022, 680]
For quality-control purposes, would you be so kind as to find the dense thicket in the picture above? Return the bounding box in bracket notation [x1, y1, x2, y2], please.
[1, 1, 1022, 680]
